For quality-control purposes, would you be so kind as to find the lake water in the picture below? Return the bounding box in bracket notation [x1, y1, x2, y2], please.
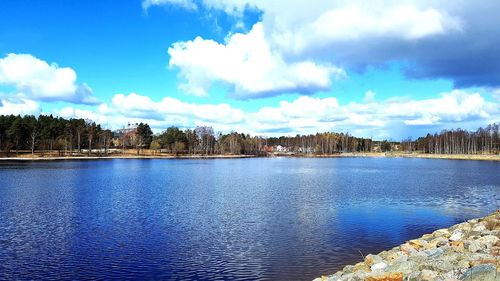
[0, 158, 498, 280]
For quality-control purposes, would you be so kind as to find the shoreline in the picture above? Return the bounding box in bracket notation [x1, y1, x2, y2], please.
[0, 154, 257, 161]
[343, 152, 500, 162]
[0, 152, 498, 162]
[314, 211, 500, 281]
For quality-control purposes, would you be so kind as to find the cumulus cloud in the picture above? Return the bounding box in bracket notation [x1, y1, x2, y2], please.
[0, 54, 99, 105]
[0, 97, 40, 116]
[168, 23, 344, 98]
[58, 92, 246, 131]
[249, 90, 498, 138]
[149, 0, 500, 93]
[111, 93, 244, 123]
[53, 89, 499, 140]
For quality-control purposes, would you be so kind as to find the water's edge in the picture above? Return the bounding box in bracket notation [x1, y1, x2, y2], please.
[314, 211, 500, 281]
[0, 152, 499, 161]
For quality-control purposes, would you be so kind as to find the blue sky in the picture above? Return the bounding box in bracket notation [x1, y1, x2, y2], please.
[0, 0, 499, 140]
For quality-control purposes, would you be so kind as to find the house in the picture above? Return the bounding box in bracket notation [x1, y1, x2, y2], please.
[275, 145, 287, 152]
[113, 123, 138, 148]
[261, 145, 273, 153]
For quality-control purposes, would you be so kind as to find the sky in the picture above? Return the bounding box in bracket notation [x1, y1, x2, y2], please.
[0, 0, 499, 140]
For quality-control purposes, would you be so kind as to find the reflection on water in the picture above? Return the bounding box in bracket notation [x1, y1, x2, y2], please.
[0, 158, 498, 280]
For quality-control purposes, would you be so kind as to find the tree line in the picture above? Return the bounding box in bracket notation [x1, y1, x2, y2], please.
[402, 124, 499, 154]
[0, 114, 498, 156]
[0, 114, 151, 156]
[0, 115, 110, 156]
[151, 126, 265, 155]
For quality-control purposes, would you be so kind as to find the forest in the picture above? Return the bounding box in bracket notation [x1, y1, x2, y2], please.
[0, 114, 498, 156]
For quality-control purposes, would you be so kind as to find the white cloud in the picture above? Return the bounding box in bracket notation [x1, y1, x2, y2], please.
[168, 23, 344, 98]
[268, 3, 461, 56]
[149, 0, 500, 92]
[55, 92, 246, 132]
[55, 89, 499, 139]
[398, 90, 491, 125]
[0, 97, 40, 116]
[159, 1, 461, 98]
[246, 89, 499, 137]
[0, 54, 99, 105]
[111, 93, 244, 123]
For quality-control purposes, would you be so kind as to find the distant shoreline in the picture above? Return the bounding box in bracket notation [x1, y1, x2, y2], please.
[0, 154, 257, 161]
[0, 152, 498, 161]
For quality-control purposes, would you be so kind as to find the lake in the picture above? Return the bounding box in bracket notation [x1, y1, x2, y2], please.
[0, 157, 498, 280]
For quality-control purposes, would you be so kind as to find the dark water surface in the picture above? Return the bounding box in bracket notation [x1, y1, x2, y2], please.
[0, 158, 498, 280]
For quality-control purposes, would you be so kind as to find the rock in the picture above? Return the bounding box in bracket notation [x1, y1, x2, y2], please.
[406, 271, 420, 281]
[341, 265, 354, 274]
[450, 231, 463, 242]
[450, 238, 465, 253]
[455, 259, 471, 270]
[455, 222, 472, 232]
[365, 254, 384, 266]
[419, 269, 438, 280]
[472, 224, 487, 232]
[378, 250, 390, 259]
[469, 258, 500, 267]
[424, 247, 444, 258]
[347, 271, 365, 281]
[441, 252, 462, 263]
[460, 264, 500, 281]
[477, 235, 499, 249]
[443, 269, 467, 280]
[313, 211, 500, 281]
[386, 251, 406, 263]
[401, 243, 417, 255]
[465, 240, 481, 253]
[365, 272, 403, 281]
[421, 260, 454, 272]
[409, 250, 429, 263]
[371, 262, 388, 271]
[440, 245, 457, 256]
[353, 262, 370, 273]
[489, 229, 500, 237]
[385, 260, 417, 275]
[491, 245, 500, 256]
[422, 233, 434, 240]
[409, 239, 428, 250]
[484, 218, 500, 231]
[339, 273, 353, 281]
[428, 237, 449, 248]
[434, 228, 451, 238]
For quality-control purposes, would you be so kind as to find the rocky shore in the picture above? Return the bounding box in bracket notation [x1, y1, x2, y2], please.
[314, 211, 500, 281]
